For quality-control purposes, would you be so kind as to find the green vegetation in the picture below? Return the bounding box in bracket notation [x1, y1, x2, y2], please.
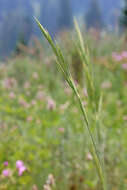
[0, 24, 127, 190]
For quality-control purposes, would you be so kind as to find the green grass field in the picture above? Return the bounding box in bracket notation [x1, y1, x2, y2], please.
[0, 26, 127, 190]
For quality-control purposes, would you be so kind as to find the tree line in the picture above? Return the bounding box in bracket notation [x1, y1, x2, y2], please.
[0, 0, 126, 58]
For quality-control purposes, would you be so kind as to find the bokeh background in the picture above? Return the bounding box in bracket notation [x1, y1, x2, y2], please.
[1, 1, 127, 190]
[0, 0, 122, 59]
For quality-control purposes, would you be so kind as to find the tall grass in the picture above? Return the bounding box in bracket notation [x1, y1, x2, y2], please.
[35, 17, 107, 190]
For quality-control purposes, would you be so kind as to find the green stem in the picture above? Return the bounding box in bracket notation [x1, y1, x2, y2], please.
[69, 78, 107, 190]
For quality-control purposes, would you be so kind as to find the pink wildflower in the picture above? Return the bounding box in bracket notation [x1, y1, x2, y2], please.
[123, 115, 127, 121]
[2, 77, 17, 89]
[43, 184, 51, 190]
[32, 185, 38, 190]
[36, 91, 45, 100]
[9, 92, 15, 99]
[47, 98, 56, 111]
[46, 174, 55, 186]
[112, 53, 122, 61]
[16, 160, 27, 176]
[83, 101, 87, 106]
[83, 88, 88, 97]
[2, 169, 11, 177]
[18, 165, 27, 176]
[86, 153, 93, 161]
[31, 100, 37, 106]
[4, 161, 8, 167]
[121, 63, 127, 70]
[27, 116, 33, 122]
[16, 160, 24, 169]
[121, 51, 127, 58]
[19, 98, 30, 108]
[58, 128, 65, 133]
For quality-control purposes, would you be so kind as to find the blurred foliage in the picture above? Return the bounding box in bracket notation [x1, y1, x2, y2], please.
[0, 29, 127, 189]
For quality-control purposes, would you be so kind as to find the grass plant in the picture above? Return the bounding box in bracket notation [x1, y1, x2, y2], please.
[35, 17, 107, 190]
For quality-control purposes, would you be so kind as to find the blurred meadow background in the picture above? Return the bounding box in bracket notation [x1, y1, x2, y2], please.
[1, 0, 127, 189]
